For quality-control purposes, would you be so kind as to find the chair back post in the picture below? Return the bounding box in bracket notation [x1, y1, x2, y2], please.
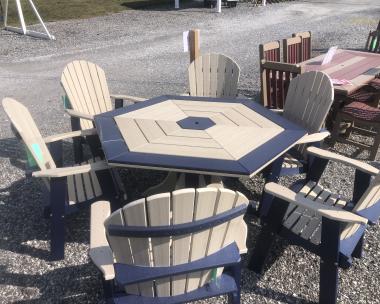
[283, 36, 302, 64]
[292, 31, 312, 61]
[188, 53, 240, 97]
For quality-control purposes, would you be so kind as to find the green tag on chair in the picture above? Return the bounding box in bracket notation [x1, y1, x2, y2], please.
[24, 144, 37, 169]
[62, 95, 71, 109]
[31, 143, 43, 163]
[371, 37, 378, 51]
[211, 268, 217, 281]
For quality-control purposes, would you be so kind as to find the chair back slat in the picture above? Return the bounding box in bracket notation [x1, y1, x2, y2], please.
[105, 187, 248, 298]
[146, 193, 171, 296]
[260, 60, 303, 108]
[188, 53, 240, 98]
[2, 98, 56, 171]
[293, 31, 312, 61]
[171, 189, 196, 296]
[283, 36, 303, 64]
[61, 60, 113, 130]
[365, 30, 380, 53]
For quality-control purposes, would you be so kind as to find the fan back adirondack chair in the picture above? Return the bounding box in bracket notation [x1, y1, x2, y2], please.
[292, 31, 312, 61]
[61, 60, 146, 161]
[249, 146, 380, 304]
[2, 98, 119, 260]
[283, 36, 303, 64]
[188, 53, 240, 97]
[260, 60, 304, 108]
[90, 187, 248, 303]
[258, 71, 334, 216]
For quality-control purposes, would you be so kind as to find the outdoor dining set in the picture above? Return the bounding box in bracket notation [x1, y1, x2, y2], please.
[2, 21, 380, 304]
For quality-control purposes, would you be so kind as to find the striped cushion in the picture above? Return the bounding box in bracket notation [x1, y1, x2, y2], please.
[347, 85, 378, 103]
[341, 101, 380, 122]
[369, 78, 380, 90]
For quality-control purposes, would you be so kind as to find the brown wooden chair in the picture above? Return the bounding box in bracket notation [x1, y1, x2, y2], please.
[292, 31, 312, 61]
[283, 36, 302, 64]
[331, 98, 380, 160]
[260, 60, 303, 108]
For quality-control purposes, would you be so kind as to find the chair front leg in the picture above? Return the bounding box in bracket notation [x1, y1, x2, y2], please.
[228, 262, 241, 304]
[50, 177, 67, 260]
[248, 196, 288, 273]
[319, 217, 341, 304]
[259, 155, 284, 217]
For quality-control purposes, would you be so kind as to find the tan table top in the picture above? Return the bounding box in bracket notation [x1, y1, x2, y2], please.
[95, 95, 306, 178]
[301, 49, 380, 96]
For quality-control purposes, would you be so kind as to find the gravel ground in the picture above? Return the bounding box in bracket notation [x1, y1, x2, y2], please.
[0, 0, 380, 303]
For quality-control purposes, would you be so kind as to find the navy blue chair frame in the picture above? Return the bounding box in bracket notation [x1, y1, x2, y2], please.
[248, 154, 376, 304]
[11, 125, 120, 260]
[103, 204, 247, 304]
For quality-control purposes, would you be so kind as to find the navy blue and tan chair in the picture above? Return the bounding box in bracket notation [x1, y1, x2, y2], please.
[90, 187, 248, 303]
[2, 98, 122, 260]
[60, 60, 147, 162]
[249, 146, 380, 304]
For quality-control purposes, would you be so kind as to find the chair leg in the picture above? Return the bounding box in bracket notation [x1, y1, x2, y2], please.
[319, 217, 340, 304]
[50, 177, 67, 260]
[369, 128, 380, 161]
[352, 235, 364, 259]
[247, 221, 277, 273]
[331, 113, 343, 145]
[228, 263, 241, 304]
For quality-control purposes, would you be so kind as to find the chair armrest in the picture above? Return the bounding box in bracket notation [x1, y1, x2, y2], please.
[307, 146, 379, 175]
[32, 160, 109, 178]
[297, 131, 330, 144]
[89, 200, 115, 280]
[110, 94, 146, 103]
[43, 128, 97, 143]
[265, 182, 368, 224]
[65, 109, 94, 121]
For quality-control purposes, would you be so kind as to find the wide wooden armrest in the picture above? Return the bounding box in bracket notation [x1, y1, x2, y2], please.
[32, 160, 109, 178]
[265, 182, 368, 224]
[65, 109, 94, 121]
[307, 146, 379, 175]
[90, 200, 114, 280]
[110, 94, 146, 103]
[297, 131, 330, 144]
[44, 128, 97, 143]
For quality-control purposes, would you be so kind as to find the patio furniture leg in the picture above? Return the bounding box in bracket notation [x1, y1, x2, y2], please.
[259, 156, 284, 217]
[352, 235, 364, 259]
[249, 196, 288, 272]
[50, 177, 67, 260]
[331, 113, 342, 145]
[319, 217, 340, 304]
[228, 263, 241, 304]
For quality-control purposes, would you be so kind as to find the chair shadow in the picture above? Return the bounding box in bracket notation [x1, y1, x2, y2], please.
[0, 263, 105, 303]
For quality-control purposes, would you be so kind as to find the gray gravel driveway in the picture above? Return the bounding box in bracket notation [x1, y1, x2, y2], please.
[0, 0, 379, 303]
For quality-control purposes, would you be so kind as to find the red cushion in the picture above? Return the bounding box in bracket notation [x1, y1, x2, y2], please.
[341, 101, 380, 122]
[370, 78, 380, 89]
[348, 85, 378, 103]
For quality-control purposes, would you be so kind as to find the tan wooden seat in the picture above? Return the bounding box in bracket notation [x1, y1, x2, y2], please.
[2, 97, 118, 259]
[90, 187, 248, 302]
[188, 53, 240, 98]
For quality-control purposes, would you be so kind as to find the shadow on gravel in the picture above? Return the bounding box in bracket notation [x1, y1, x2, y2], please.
[0, 263, 104, 304]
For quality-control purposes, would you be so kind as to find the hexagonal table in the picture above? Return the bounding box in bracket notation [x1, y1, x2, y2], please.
[94, 95, 307, 178]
